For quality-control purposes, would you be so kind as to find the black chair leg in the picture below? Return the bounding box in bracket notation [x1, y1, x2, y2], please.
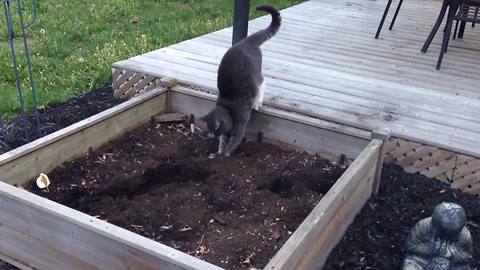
[473, 7, 479, 27]
[445, 25, 451, 53]
[455, 5, 466, 38]
[458, 21, 466, 38]
[422, 0, 448, 53]
[446, 6, 457, 51]
[444, 5, 458, 55]
[389, 0, 404, 30]
[376, 0, 393, 39]
[443, 4, 459, 32]
[437, 3, 457, 69]
[454, 19, 459, 39]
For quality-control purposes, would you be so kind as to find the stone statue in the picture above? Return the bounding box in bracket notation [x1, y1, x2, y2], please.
[402, 202, 473, 270]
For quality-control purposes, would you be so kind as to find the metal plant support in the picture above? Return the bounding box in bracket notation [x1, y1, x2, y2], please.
[1, 0, 41, 146]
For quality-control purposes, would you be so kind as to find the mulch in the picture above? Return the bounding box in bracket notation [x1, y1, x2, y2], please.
[0, 84, 123, 155]
[324, 164, 480, 270]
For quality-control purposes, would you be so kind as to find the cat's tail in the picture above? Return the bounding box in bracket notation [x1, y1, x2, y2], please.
[244, 5, 281, 47]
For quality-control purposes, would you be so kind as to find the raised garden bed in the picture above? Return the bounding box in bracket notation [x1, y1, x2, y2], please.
[0, 84, 386, 270]
[23, 121, 346, 269]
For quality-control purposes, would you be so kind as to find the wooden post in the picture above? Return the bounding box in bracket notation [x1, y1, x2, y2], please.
[232, 0, 250, 45]
[372, 128, 392, 194]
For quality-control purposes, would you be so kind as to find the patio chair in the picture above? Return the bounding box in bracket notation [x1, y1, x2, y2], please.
[454, 5, 480, 39]
[375, 0, 456, 41]
[422, 0, 480, 69]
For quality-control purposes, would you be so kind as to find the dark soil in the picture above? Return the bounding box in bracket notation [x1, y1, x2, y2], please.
[0, 84, 123, 155]
[324, 164, 480, 270]
[23, 122, 345, 270]
[0, 262, 17, 270]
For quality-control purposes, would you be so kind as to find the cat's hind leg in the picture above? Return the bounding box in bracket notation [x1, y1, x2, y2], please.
[254, 80, 266, 111]
[223, 118, 249, 157]
[218, 134, 228, 155]
[223, 135, 242, 157]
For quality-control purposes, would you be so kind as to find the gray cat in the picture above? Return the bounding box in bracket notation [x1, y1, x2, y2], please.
[200, 5, 281, 157]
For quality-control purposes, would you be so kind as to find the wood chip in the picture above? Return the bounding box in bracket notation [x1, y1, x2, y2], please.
[241, 253, 255, 265]
[152, 113, 186, 124]
[270, 229, 281, 240]
[196, 244, 209, 255]
[178, 226, 192, 232]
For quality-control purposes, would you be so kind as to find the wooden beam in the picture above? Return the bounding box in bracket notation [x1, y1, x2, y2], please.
[371, 128, 391, 194]
[264, 139, 382, 270]
[0, 88, 167, 186]
[232, 0, 250, 45]
[0, 181, 223, 270]
[152, 112, 187, 124]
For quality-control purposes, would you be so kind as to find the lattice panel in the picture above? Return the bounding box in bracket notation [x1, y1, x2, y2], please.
[112, 68, 158, 99]
[384, 138, 480, 196]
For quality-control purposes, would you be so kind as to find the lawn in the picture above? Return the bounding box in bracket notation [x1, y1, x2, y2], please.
[0, 0, 305, 119]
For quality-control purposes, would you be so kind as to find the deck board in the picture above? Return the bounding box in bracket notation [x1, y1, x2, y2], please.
[113, 0, 480, 158]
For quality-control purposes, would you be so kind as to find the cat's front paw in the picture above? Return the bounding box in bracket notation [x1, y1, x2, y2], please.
[254, 103, 262, 111]
[218, 146, 226, 155]
[222, 149, 234, 157]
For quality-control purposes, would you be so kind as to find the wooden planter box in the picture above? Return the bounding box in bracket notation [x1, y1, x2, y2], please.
[0, 85, 387, 270]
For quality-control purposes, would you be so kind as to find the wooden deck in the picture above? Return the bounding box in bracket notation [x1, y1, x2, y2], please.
[113, 0, 480, 165]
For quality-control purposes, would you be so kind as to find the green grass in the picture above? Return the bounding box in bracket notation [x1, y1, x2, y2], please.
[0, 0, 305, 119]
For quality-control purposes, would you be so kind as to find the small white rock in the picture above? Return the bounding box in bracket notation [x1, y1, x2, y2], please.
[36, 173, 50, 189]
